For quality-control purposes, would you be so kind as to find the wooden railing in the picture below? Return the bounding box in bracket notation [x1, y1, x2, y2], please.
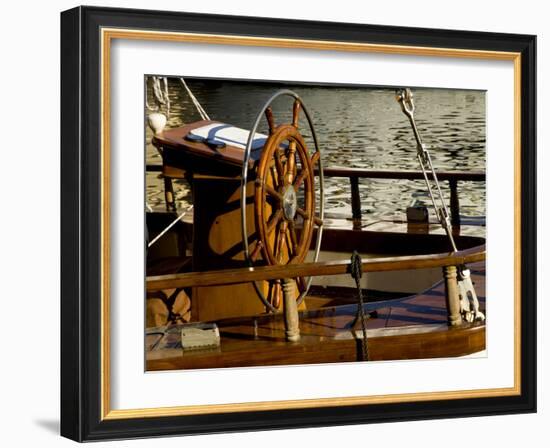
[146, 164, 485, 228]
[147, 247, 485, 291]
[314, 168, 485, 229]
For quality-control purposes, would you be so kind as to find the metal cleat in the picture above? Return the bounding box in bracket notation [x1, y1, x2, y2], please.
[457, 268, 485, 322]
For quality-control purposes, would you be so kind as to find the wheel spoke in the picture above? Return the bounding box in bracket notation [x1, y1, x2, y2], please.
[266, 209, 283, 235]
[273, 147, 285, 184]
[287, 221, 299, 255]
[249, 240, 263, 261]
[275, 221, 288, 263]
[292, 100, 301, 128]
[265, 107, 276, 134]
[271, 280, 282, 309]
[285, 139, 297, 185]
[284, 229, 297, 258]
[296, 276, 307, 293]
[293, 150, 318, 191]
[293, 169, 309, 190]
[296, 207, 310, 220]
[310, 150, 320, 167]
[284, 231, 293, 257]
[263, 182, 283, 201]
[269, 166, 280, 189]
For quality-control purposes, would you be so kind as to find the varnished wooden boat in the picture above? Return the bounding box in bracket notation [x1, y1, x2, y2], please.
[145, 217, 486, 369]
[144, 95, 487, 371]
[147, 262, 485, 371]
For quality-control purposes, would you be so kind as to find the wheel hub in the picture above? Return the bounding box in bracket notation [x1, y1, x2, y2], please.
[282, 185, 298, 221]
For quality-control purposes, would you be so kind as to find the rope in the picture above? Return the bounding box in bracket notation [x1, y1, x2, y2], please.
[349, 251, 369, 361]
[147, 204, 194, 248]
[180, 78, 210, 120]
[162, 77, 170, 117]
[146, 76, 171, 117]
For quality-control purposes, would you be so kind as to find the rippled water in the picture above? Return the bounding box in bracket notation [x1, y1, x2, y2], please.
[146, 78, 486, 221]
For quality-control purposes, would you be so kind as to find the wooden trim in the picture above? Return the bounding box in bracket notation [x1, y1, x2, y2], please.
[317, 168, 485, 181]
[146, 249, 485, 291]
[146, 324, 486, 371]
[147, 165, 486, 181]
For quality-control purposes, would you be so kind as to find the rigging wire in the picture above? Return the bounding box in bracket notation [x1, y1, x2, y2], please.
[180, 78, 210, 120]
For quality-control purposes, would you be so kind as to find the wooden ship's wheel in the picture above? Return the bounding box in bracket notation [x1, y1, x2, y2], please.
[241, 90, 324, 312]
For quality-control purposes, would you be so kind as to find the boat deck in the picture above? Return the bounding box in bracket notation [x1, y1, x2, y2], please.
[146, 263, 485, 371]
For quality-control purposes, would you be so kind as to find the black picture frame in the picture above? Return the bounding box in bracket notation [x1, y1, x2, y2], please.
[61, 5, 536, 442]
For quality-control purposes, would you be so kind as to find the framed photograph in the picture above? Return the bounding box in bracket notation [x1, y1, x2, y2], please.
[60, 6, 536, 441]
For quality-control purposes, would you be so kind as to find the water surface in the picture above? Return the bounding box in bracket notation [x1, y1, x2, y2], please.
[146, 78, 486, 222]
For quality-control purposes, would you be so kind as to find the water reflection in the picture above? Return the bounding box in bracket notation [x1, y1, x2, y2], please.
[146, 79, 485, 221]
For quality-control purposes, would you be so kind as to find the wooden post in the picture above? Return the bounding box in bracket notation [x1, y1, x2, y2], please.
[449, 179, 460, 226]
[282, 278, 300, 342]
[350, 177, 362, 230]
[443, 265, 462, 326]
